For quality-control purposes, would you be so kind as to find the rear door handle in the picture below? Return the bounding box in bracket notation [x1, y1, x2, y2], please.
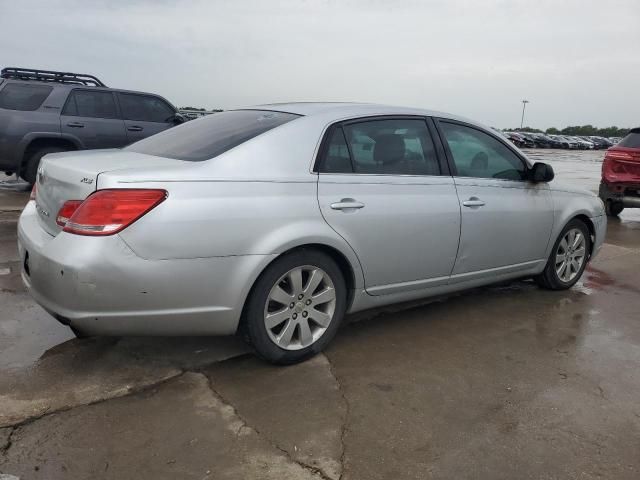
[127, 126, 143, 132]
[330, 199, 365, 211]
[462, 197, 486, 207]
[67, 122, 84, 128]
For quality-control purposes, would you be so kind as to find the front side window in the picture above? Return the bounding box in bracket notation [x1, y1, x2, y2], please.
[63, 90, 118, 119]
[439, 122, 526, 180]
[125, 109, 300, 161]
[118, 93, 175, 123]
[0, 83, 53, 111]
[321, 118, 440, 175]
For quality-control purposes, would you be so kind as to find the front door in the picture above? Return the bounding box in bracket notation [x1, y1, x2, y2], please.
[60, 89, 128, 149]
[317, 117, 461, 295]
[116, 92, 176, 143]
[436, 120, 554, 280]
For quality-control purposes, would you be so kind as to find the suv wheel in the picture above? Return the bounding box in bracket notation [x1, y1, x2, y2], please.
[535, 219, 591, 290]
[243, 250, 347, 365]
[605, 200, 624, 217]
[21, 146, 69, 184]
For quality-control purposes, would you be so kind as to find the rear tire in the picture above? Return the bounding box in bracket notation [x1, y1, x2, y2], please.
[605, 200, 624, 217]
[243, 250, 347, 365]
[535, 219, 591, 290]
[21, 146, 69, 185]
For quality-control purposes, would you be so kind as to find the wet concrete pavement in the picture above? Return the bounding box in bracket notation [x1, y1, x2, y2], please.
[1, 152, 639, 479]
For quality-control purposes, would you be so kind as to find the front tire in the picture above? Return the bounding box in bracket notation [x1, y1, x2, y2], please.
[243, 250, 347, 365]
[535, 219, 591, 290]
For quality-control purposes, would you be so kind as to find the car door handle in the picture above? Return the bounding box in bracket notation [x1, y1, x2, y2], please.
[66, 122, 84, 128]
[330, 199, 365, 211]
[127, 126, 143, 132]
[462, 197, 486, 208]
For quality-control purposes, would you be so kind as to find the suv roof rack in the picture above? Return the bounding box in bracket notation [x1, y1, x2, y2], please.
[0, 67, 106, 87]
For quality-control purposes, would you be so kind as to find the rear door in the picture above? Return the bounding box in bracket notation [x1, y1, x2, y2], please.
[116, 92, 176, 143]
[317, 116, 461, 295]
[60, 89, 128, 149]
[435, 119, 554, 280]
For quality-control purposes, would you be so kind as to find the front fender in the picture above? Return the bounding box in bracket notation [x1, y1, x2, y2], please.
[546, 188, 605, 258]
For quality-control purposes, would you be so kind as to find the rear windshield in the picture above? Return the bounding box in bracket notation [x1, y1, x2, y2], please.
[125, 110, 300, 161]
[618, 131, 640, 149]
[0, 83, 53, 111]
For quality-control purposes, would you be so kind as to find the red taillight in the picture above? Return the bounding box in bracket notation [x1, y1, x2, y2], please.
[30, 183, 37, 201]
[605, 150, 632, 161]
[63, 189, 167, 236]
[56, 200, 83, 226]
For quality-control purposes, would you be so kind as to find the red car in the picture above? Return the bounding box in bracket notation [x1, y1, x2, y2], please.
[599, 128, 640, 216]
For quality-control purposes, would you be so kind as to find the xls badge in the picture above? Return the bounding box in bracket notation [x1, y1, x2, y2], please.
[35, 202, 50, 218]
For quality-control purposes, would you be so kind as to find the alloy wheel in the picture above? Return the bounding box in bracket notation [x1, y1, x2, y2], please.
[263, 265, 336, 350]
[555, 228, 587, 283]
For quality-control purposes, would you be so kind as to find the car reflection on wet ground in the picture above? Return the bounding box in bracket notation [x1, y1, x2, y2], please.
[1, 151, 639, 480]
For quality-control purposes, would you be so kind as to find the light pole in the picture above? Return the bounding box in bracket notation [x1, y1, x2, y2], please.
[520, 99, 529, 129]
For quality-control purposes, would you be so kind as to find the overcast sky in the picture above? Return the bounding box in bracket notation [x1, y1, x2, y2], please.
[2, 0, 639, 129]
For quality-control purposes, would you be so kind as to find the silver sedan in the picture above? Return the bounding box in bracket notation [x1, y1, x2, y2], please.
[18, 103, 606, 364]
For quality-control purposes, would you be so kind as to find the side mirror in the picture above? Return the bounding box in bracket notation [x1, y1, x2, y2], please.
[170, 113, 186, 125]
[529, 162, 554, 183]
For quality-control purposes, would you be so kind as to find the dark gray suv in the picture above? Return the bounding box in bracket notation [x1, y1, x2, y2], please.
[0, 67, 184, 183]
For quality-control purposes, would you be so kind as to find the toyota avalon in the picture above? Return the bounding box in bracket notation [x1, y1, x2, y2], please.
[18, 103, 606, 364]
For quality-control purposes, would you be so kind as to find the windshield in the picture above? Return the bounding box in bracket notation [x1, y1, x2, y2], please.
[125, 109, 301, 161]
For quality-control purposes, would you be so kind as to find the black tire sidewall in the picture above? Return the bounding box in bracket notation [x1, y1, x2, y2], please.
[605, 200, 623, 217]
[22, 146, 68, 184]
[544, 220, 592, 289]
[244, 250, 347, 365]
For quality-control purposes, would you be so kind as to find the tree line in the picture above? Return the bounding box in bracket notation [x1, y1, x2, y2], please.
[504, 125, 630, 137]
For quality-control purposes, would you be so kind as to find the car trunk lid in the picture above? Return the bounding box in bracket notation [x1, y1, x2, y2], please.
[34, 149, 182, 236]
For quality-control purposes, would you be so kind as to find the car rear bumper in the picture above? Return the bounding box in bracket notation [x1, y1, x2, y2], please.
[599, 181, 640, 207]
[17, 201, 274, 336]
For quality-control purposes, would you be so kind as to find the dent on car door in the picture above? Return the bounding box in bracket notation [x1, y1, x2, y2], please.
[316, 117, 461, 295]
[117, 93, 176, 144]
[436, 119, 554, 280]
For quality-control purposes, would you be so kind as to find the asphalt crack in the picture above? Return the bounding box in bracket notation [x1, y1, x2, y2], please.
[0, 426, 16, 457]
[198, 370, 334, 480]
[1, 370, 185, 430]
[323, 352, 350, 480]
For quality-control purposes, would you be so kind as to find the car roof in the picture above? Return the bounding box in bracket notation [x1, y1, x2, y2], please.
[243, 102, 473, 123]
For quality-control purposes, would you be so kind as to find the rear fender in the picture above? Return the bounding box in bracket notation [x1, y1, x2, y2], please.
[17, 132, 84, 171]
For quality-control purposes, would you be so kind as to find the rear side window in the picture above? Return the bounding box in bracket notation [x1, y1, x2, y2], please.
[63, 90, 118, 119]
[320, 118, 440, 175]
[322, 127, 353, 173]
[118, 93, 175, 123]
[618, 130, 640, 148]
[0, 83, 53, 111]
[125, 110, 300, 161]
